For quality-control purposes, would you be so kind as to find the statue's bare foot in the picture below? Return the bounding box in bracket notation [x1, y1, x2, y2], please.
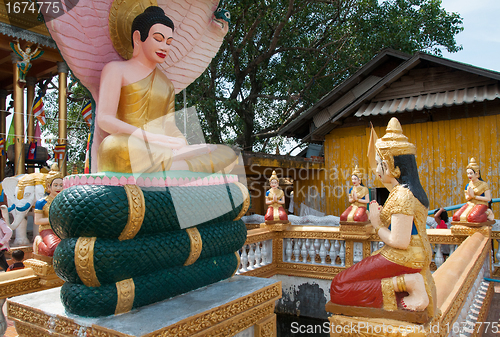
[486, 209, 494, 221]
[399, 273, 429, 311]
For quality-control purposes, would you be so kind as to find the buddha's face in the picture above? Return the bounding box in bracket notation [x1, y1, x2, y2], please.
[141, 23, 173, 64]
[467, 168, 479, 182]
[48, 178, 64, 197]
[351, 175, 360, 186]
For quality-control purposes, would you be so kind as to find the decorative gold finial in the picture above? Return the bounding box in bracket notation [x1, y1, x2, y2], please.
[373, 117, 416, 179]
[269, 170, 279, 183]
[46, 163, 63, 191]
[352, 165, 362, 179]
[466, 157, 480, 173]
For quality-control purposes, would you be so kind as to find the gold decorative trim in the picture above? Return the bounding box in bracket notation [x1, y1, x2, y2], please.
[232, 251, 241, 277]
[24, 258, 55, 277]
[74, 237, 100, 287]
[119, 184, 146, 241]
[190, 302, 275, 337]
[255, 313, 276, 337]
[363, 241, 372, 259]
[233, 182, 251, 221]
[184, 227, 203, 266]
[450, 224, 491, 237]
[0, 277, 40, 299]
[275, 262, 344, 280]
[381, 278, 397, 311]
[245, 231, 276, 245]
[260, 222, 291, 232]
[150, 283, 281, 337]
[439, 239, 490, 330]
[109, 0, 158, 60]
[345, 241, 353, 267]
[472, 282, 494, 337]
[115, 278, 135, 315]
[281, 229, 342, 240]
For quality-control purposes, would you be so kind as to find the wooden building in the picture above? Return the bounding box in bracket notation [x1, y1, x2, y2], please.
[0, 4, 67, 177]
[280, 49, 500, 217]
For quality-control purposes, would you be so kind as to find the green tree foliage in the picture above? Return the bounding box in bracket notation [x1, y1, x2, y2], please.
[41, 73, 91, 172]
[177, 0, 463, 152]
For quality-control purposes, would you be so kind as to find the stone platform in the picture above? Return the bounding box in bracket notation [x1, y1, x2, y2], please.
[7, 276, 281, 337]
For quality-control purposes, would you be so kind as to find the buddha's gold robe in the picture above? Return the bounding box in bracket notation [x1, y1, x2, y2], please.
[98, 68, 236, 173]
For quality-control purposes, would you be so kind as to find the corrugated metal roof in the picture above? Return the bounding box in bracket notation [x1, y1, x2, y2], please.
[354, 83, 500, 117]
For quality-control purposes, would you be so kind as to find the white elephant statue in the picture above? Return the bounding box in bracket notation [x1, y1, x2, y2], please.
[1, 173, 47, 246]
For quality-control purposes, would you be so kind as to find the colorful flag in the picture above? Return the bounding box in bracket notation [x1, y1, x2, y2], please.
[54, 143, 66, 160]
[34, 120, 42, 145]
[27, 140, 37, 160]
[32, 96, 46, 125]
[81, 101, 92, 126]
[0, 137, 4, 156]
[5, 121, 15, 151]
[84, 133, 91, 174]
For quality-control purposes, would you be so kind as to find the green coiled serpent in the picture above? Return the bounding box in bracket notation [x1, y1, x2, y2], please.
[51, 181, 248, 317]
[53, 220, 246, 285]
[50, 183, 247, 239]
[60, 253, 238, 317]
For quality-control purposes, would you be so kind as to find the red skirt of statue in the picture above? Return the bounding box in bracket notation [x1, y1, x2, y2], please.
[38, 229, 61, 256]
[265, 205, 288, 221]
[340, 206, 368, 222]
[330, 254, 420, 308]
[452, 204, 488, 223]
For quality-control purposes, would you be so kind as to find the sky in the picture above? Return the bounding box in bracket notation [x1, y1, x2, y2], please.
[440, 0, 500, 72]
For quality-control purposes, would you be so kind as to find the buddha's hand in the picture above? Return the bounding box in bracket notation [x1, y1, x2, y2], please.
[172, 144, 217, 160]
[369, 200, 382, 228]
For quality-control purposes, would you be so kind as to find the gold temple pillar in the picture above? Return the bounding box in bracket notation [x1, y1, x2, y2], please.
[0, 89, 7, 180]
[26, 77, 36, 173]
[11, 52, 25, 175]
[57, 62, 68, 176]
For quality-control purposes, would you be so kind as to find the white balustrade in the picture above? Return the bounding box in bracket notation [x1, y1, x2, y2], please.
[339, 241, 345, 266]
[319, 240, 327, 264]
[285, 239, 293, 262]
[237, 239, 273, 274]
[434, 244, 444, 268]
[301, 240, 308, 263]
[240, 247, 248, 273]
[329, 240, 337, 265]
[294, 239, 301, 262]
[247, 244, 255, 270]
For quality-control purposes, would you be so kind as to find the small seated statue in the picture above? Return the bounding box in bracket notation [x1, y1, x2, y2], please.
[452, 157, 494, 224]
[33, 164, 63, 257]
[327, 117, 437, 323]
[264, 171, 289, 224]
[340, 165, 369, 223]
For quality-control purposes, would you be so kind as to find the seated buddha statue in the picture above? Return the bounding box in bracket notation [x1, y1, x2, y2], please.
[452, 157, 494, 224]
[96, 6, 236, 174]
[340, 165, 369, 223]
